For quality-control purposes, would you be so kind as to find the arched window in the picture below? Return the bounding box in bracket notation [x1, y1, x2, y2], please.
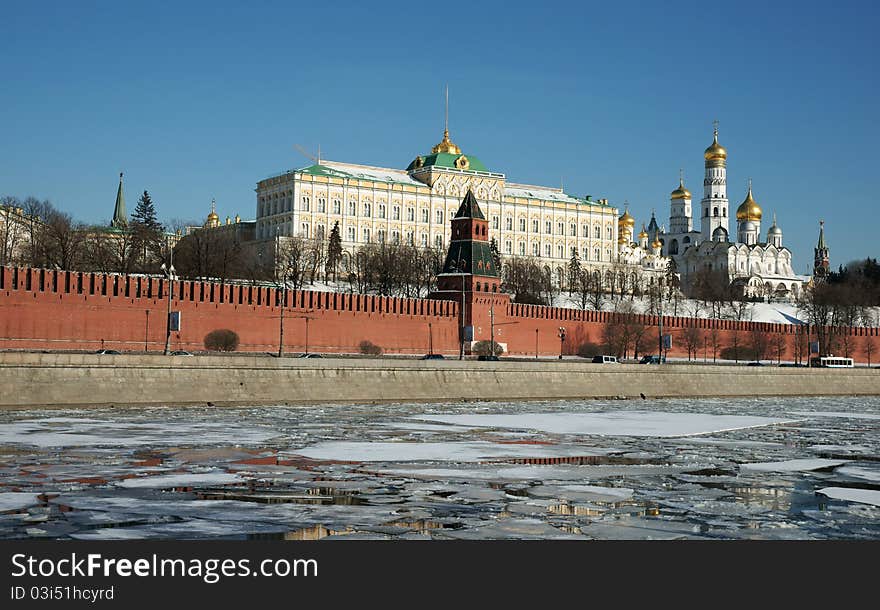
[363, 202, 371, 217]
[347, 201, 356, 215]
[378, 204, 386, 218]
[713, 207, 718, 217]
[332, 199, 341, 214]
[670, 239, 679, 255]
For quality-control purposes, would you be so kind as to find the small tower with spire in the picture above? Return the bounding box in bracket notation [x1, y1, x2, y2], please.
[669, 169, 693, 234]
[767, 213, 783, 248]
[111, 172, 127, 229]
[814, 220, 830, 281]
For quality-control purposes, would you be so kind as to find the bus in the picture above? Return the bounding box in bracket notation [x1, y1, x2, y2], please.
[809, 355, 855, 368]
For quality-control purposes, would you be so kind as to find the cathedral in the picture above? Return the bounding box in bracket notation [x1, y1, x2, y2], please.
[653, 124, 806, 299]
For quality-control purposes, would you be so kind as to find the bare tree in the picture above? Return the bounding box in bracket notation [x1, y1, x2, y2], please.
[683, 323, 702, 361]
[771, 333, 788, 364]
[749, 324, 770, 362]
[864, 336, 876, 367]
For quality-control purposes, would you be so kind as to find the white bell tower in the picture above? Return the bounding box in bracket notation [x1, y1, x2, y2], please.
[701, 121, 729, 242]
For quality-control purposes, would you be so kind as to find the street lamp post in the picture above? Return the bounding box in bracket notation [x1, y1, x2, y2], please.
[428, 322, 433, 356]
[278, 282, 287, 358]
[535, 328, 539, 360]
[160, 246, 176, 356]
[558, 326, 566, 360]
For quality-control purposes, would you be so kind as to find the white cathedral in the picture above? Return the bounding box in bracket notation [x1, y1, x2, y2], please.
[650, 124, 805, 300]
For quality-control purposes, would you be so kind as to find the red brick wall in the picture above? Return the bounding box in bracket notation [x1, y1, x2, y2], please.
[1, 266, 878, 362]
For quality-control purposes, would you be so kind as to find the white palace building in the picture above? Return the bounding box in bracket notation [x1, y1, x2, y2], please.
[252, 125, 673, 287]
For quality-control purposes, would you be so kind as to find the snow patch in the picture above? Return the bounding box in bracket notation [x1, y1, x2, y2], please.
[816, 487, 880, 507]
[740, 459, 849, 472]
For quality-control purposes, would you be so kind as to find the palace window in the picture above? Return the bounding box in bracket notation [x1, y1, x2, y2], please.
[434, 235, 443, 248]
[557, 222, 564, 235]
[492, 216, 499, 230]
[301, 223, 310, 238]
[318, 197, 326, 212]
[392, 230, 400, 244]
[363, 202, 371, 217]
[532, 219, 539, 232]
[332, 199, 341, 214]
[363, 228, 370, 243]
[594, 225, 600, 239]
[519, 242, 525, 255]
[606, 227, 612, 239]
[505, 240, 512, 254]
[301, 196, 310, 212]
[545, 244, 551, 257]
[594, 248, 600, 260]
[347, 227, 355, 241]
[393, 206, 401, 220]
[505, 217, 513, 230]
[316, 225, 325, 240]
[421, 208, 428, 223]
[406, 231, 414, 245]
[545, 221, 552, 234]
[421, 233, 428, 247]
[570, 223, 577, 237]
[378, 204, 386, 218]
[532, 243, 539, 256]
[407, 207, 414, 221]
[558, 245, 564, 259]
[436, 209, 443, 223]
[519, 218, 526, 232]
[347, 201, 356, 215]
[378, 229, 386, 243]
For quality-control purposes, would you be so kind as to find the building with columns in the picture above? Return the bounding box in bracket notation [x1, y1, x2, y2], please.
[254, 126, 621, 285]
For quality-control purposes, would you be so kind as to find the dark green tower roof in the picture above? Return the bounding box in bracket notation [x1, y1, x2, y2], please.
[454, 189, 485, 220]
[111, 172, 127, 228]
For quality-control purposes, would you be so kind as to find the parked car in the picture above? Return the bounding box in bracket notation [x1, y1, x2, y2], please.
[94, 349, 121, 355]
[592, 355, 619, 364]
[639, 355, 664, 364]
[169, 350, 194, 356]
[421, 354, 445, 360]
[298, 353, 323, 358]
[477, 355, 500, 361]
[747, 361, 765, 366]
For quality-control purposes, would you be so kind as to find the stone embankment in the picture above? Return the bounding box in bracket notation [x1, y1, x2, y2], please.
[0, 353, 878, 409]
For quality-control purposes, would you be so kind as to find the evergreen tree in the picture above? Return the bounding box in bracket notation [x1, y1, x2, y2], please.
[325, 220, 343, 282]
[130, 190, 163, 272]
[567, 249, 581, 296]
[489, 237, 502, 275]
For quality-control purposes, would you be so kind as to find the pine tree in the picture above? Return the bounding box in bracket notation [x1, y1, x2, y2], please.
[130, 190, 163, 272]
[567, 249, 581, 296]
[325, 221, 343, 282]
[489, 237, 502, 275]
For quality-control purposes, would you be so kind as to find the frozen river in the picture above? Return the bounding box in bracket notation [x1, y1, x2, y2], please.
[1, 396, 878, 540]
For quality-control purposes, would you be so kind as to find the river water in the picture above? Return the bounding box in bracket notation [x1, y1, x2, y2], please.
[0, 396, 877, 540]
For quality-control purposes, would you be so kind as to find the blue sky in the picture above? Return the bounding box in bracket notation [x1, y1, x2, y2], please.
[1, 0, 877, 273]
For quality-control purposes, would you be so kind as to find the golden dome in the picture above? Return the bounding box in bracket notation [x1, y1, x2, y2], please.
[735, 184, 762, 221]
[704, 129, 727, 165]
[638, 224, 649, 239]
[205, 198, 220, 228]
[617, 235, 628, 245]
[618, 209, 635, 228]
[651, 238, 662, 250]
[431, 129, 462, 155]
[671, 178, 691, 200]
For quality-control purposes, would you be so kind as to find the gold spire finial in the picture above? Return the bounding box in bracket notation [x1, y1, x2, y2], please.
[432, 86, 462, 155]
[211, 198, 216, 214]
[445, 84, 449, 135]
[713, 119, 719, 138]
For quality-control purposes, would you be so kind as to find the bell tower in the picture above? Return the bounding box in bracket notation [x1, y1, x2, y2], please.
[701, 121, 729, 241]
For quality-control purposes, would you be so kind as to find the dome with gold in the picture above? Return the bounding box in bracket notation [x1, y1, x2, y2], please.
[431, 129, 461, 155]
[618, 209, 635, 229]
[651, 237, 662, 250]
[204, 199, 220, 228]
[638, 225, 649, 240]
[704, 129, 727, 165]
[670, 178, 691, 200]
[735, 184, 762, 221]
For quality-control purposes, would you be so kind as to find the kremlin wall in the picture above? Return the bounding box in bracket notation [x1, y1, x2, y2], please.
[1, 264, 878, 362]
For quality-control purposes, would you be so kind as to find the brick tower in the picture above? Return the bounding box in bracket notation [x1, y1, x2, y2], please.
[431, 189, 510, 356]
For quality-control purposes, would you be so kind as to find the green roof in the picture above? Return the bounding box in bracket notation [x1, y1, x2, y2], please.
[440, 241, 500, 278]
[407, 152, 490, 173]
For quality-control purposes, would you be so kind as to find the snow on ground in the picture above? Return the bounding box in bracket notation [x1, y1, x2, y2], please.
[740, 458, 850, 472]
[0, 493, 40, 512]
[292, 441, 612, 462]
[816, 488, 880, 507]
[413, 412, 797, 438]
[115, 472, 247, 489]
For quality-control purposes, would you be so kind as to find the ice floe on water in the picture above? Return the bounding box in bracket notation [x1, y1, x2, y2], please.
[0, 493, 40, 513]
[293, 441, 611, 462]
[116, 472, 247, 489]
[816, 488, 880, 507]
[0, 396, 878, 540]
[740, 459, 850, 472]
[413, 411, 797, 438]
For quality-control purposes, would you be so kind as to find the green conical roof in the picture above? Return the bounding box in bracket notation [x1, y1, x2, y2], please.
[454, 189, 485, 220]
[111, 172, 127, 228]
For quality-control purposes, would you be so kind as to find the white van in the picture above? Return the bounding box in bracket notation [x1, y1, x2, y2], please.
[591, 355, 619, 364]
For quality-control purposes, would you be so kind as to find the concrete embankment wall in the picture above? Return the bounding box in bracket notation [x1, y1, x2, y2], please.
[1, 353, 878, 409]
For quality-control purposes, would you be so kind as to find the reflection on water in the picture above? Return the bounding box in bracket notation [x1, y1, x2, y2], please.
[1, 395, 878, 540]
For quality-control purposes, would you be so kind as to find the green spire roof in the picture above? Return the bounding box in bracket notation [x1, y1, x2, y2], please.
[406, 152, 490, 173]
[454, 189, 485, 220]
[111, 172, 127, 228]
[817, 220, 826, 249]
